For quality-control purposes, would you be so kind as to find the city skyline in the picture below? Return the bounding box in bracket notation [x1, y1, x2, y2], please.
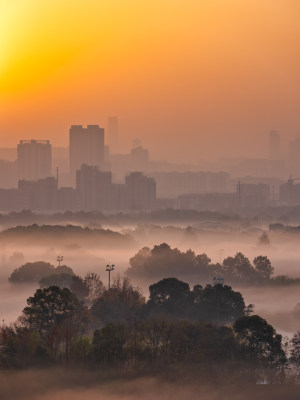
[1, 1, 300, 162]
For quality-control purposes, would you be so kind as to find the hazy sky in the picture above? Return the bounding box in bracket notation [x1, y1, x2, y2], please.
[0, 0, 299, 162]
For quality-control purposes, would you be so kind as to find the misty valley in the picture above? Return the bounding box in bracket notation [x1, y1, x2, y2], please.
[0, 215, 300, 399]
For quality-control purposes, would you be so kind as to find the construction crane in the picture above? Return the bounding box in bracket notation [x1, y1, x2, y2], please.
[288, 175, 300, 184]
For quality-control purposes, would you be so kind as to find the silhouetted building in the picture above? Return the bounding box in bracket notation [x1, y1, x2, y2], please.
[269, 130, 280, 160]
[150, 171, 231, 198]
[107, 117, 118, 154]
[280, 182, 300, 205]
[69, 125, 105, 184]
[76, 164, 112, 211]
[176, 193, 238, 211]
[0, 189, 19, 211]
[57, 187, 78, 211]
[18, 177, 57, 211]
[125, 172, 156, 210]
[17, 140, 52, 181]
[238, 183, 270, 208]
[0, 160, 17, 188]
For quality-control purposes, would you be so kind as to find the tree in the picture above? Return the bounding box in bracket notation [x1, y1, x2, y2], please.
[233, 315, 286, 367]
[147, 278, 193, 318]
[10, 262, 74, 284]
[192, 284, 246, 324]
[70, 275, 89, 301]
[290, 332, 300, 366]
[258, 232, 270, 246]
[222, 253, 257, 283]
[9, 262, 55, 283]
[92, 323, 126, 364]
[127, 244, 214, 283]
[91, 277, 144, 324]
[22, 286, 88, 363]
[83, 272, 104, 303]
[39, 273, 73, 289]
[253, 256, 274, 280]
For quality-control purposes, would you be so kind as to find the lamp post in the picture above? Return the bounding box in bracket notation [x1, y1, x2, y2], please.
[106, 263, 115, 290]
[57, 255, 64, 267]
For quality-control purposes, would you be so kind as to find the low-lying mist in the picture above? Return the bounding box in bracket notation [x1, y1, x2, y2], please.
[0, 221, 300, 337]
[0, 370, 299, 400]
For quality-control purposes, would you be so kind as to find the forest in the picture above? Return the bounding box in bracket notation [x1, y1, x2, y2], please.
[1, 271, 300, 387]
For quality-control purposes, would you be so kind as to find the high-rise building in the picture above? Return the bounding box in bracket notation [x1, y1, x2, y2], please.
[18, 177, 57, 210]
[17, 140, 52, 181]
[269, 130, 280, 160]
[76, 164, 112, 210]
[69, 125, 105, 184]
[125, 172, 156, 210]
[107, 117, 118, 154]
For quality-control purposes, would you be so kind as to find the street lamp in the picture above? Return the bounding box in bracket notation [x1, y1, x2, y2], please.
[106, 263, 115, 290]
[57, 255, 64, 267]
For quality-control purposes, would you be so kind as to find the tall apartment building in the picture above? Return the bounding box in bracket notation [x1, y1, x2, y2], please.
[125, 172, 156, 210]
[17, 140, 52, 181]
[76, 164, 112, 210]
[69, 125, 105, 184]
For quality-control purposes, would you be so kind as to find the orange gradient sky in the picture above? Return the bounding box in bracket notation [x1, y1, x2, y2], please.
[0, 0, 300, 162]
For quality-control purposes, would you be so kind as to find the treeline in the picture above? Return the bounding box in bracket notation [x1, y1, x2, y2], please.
[127, 243, 300, 286]
[0, 224, 134, 248]
[0, 209, 236, 226]
[1, 276, 300, 383]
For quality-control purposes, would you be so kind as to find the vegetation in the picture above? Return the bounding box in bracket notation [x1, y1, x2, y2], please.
[9, 262, 74, 283]
[1, 273, 300, 385]
[127, 243, 300, 286]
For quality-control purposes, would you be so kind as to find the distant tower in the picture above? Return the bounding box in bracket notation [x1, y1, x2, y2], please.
[17, 140, 52, 181]
[69, 125, 105, 185]
[269, 130, 280, 160]
[108, 117, 118, 154]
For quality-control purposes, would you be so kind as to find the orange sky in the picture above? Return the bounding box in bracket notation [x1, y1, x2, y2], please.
[0, 0, 300, 162]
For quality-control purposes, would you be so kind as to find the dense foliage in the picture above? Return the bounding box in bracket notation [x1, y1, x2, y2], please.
[1, 274, 300, 384]
[127, 243, 300, 286]
[9, 262, 74, 283]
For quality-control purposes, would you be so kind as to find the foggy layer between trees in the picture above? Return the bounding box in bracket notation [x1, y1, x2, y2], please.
[0, 217, 300, 335]
[1, 372, 299, 400]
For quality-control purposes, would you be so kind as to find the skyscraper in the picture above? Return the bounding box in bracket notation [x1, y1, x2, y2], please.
[107, 117, 118, 154]
[69, 125, 105, 184]
[17, 140, 52, 181]
[269, 130, 280, 160]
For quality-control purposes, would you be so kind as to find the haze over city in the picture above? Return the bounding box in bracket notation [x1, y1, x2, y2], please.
[1, 1, 300, 161]
[1, 1, 300, 399]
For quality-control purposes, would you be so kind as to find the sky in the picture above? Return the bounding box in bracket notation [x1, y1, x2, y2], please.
[0, 0, 300, 162]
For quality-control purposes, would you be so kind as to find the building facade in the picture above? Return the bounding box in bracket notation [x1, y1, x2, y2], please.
[17, 140, 52, 181]
[69, 125, 105, 184]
